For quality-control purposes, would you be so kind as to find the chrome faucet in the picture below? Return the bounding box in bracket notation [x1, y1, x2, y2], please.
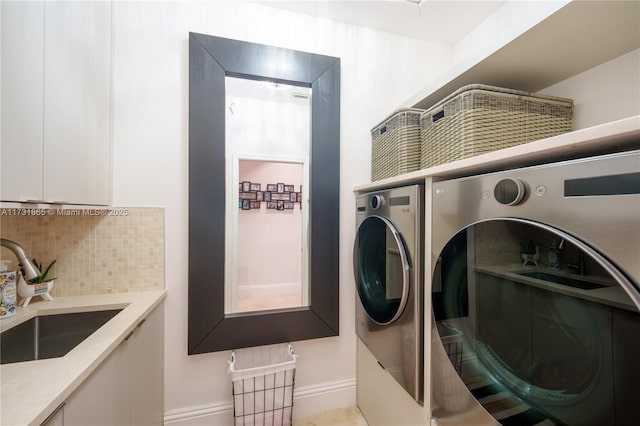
[0, 238, 40, 280]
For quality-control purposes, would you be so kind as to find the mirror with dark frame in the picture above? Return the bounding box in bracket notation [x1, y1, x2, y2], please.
[188, 33, 340, 354]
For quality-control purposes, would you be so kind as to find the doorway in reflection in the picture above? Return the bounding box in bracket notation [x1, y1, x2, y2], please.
[232, 159, 307, 313]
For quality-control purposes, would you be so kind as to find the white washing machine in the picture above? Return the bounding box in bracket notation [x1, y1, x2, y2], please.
[430, 151, 640, 425]
[354, 184, 424, 404]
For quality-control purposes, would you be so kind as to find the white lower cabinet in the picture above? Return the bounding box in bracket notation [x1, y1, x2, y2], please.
[40, 404, 65, 426]
[62, 303, 164, 425]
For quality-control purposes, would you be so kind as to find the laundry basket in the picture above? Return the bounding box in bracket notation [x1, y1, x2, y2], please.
[371, 108, 424, 181]
[229, 343, 297, 426]
[420, 84, 573, 169]
[437, 322, 463, 376]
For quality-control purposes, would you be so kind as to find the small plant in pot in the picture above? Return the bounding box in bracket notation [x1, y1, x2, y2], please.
[18, 259, 56, 307]
[28, 259, 57, 284]
[520, 241, 540, 266]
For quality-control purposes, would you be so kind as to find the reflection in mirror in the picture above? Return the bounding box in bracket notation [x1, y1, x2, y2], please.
[432, 219, 638, 425]
[229, 159, 308, 313]
[224, 77, 311, 313]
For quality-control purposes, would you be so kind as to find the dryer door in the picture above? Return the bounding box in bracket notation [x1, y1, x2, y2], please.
[431, 218, 640, 426]
[354, 215, 410, 325]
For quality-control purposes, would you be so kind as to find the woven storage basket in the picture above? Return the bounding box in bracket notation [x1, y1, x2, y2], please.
[420, 84, 573, 169]
[371, 108, 424, 181]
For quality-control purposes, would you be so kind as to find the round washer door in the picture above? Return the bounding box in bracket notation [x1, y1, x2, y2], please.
[354, 215, 410, 325]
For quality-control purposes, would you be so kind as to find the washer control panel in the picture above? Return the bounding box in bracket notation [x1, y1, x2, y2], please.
[370, 194, 385, 210]
[494, 178, 526, 206]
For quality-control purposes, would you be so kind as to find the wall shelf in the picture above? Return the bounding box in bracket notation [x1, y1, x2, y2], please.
[354, 115, 640, 193]
[355, 1, 640, 193]
[404, 1, 640, 110]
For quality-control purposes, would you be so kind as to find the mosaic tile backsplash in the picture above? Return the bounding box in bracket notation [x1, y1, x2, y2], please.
[0, 208, 164, 296]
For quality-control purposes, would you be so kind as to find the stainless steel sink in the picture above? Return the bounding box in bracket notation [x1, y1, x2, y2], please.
[0, 309, 122, 365]
[515, 271, 607, 290]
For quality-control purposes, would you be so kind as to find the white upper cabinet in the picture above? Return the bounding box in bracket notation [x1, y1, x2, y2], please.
[1, 1, 112, 205]
[1, 1, 45, 203]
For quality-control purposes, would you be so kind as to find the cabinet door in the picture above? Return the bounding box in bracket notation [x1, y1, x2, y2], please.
[0, 1, 45, 202]
[40, 403, 64, 426]
[128, 303, 164, 425]
[63, 344, 130, 425]
[60, 303, 164, 425]
[43, 1, 111, 205]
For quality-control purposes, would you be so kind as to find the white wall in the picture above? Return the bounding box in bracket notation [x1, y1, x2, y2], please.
[110, 1, 449, 423]
[542, 49, 640, 130]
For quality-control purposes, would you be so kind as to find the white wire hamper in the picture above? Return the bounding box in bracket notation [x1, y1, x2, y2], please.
[229, 343, 297, 426]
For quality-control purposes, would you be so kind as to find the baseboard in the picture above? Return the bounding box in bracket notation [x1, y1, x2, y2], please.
[163, 377, 356, 425]
[164, 401, 233, 426]
[292, 377, 357, 418]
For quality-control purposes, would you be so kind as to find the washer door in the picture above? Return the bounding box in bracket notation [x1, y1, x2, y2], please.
[354, 215, 410, 325]
[431, 218, 640, 426]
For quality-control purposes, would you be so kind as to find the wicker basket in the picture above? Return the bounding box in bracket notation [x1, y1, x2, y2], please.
[371, 108, 424, 181]
[420, 84, 573, 169]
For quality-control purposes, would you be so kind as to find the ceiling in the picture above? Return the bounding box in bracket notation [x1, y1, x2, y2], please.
[256, 0, 508, 43]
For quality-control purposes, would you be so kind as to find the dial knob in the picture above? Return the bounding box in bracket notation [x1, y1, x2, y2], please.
[494, 178, 526, 206]
[370, 194, 385, 210]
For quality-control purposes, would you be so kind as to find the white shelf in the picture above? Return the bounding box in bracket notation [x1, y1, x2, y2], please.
[354, 115, 640, 193]
[355, 1, 640, 194]
[404, 1, 640, 110]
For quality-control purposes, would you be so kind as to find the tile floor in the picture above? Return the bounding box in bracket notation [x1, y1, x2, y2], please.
[294, 407, 368, 426]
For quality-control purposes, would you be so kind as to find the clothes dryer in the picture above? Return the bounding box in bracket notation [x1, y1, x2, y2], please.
[354, 184, 424, 403]
[430, 150, 640, 425]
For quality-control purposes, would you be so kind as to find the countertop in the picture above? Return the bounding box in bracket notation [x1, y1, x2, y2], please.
[475, 265, 635, 311]
[0, 290, 166, 426]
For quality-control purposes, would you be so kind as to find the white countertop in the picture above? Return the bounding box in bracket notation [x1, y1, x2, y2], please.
[476, 265, 635, 312]
[0, 291, 166, 426]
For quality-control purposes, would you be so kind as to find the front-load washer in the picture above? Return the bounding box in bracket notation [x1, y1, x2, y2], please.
[430, 150, 640, 425]
[354, 184, 424, 403]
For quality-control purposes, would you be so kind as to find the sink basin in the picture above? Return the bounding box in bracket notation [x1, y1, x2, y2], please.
[515, 271, 606, 290]
[0, 309, 122, 365]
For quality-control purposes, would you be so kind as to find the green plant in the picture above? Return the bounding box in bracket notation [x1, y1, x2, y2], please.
[520, 240, 537, 255]
[28, 259, 57, 284]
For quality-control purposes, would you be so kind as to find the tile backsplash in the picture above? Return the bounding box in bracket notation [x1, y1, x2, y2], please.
[0, 207, 164, 296]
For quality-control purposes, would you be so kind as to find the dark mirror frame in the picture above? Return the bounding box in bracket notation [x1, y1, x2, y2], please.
[188, 33, 340, 354]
